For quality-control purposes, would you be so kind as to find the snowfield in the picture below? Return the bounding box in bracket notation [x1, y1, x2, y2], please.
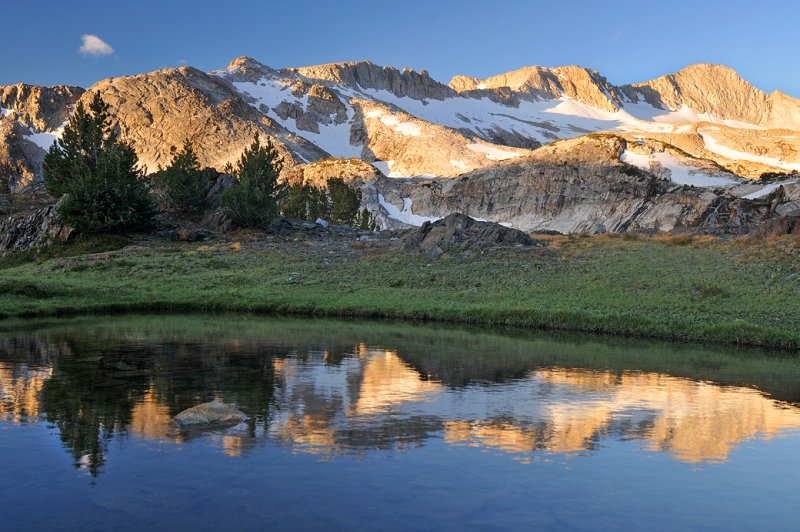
[231, 79, 363, 159]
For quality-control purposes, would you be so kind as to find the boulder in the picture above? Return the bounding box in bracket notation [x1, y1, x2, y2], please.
[172, 401, 246, 428]
[401, 213, 541, 254]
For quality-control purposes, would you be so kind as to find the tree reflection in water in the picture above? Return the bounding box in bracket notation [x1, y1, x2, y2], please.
[1, 315, 800, 476]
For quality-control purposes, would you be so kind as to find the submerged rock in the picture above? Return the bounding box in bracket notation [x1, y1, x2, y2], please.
[172, 401, 246, 428]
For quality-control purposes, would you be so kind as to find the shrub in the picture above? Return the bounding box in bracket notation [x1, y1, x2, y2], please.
[43, 93, 155, 233]
[221, 133, 284, 228]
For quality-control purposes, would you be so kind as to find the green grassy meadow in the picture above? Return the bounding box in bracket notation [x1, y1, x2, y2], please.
[1, 233, 799, 350]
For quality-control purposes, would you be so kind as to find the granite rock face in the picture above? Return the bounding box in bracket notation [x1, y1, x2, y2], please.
[370, 136, 725, 233]
[286, 60, 457, 101]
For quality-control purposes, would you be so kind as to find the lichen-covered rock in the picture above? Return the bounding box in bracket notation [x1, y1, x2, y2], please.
[172, 401, 246, 428]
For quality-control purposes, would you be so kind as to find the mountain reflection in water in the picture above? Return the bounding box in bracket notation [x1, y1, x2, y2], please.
[1, 315, 800, 476]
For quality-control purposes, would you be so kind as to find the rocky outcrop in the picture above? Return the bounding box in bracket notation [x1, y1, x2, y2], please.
[0, 199, 72, 252]
[0, 84, 84, 192]
[284, 157, 382, 188]
[401, 213, 540, 254]
[370, 136, 722, 233]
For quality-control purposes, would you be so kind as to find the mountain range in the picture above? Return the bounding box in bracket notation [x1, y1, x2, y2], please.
[2, 57, 799, 232]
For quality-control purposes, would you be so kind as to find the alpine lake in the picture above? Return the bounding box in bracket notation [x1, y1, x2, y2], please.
[1, 314, 799, 531]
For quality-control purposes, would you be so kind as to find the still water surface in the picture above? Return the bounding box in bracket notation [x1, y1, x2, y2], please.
[1, 315, 800, 530]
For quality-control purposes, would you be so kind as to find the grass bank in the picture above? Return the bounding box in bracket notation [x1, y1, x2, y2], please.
[1, 232, 799, 350]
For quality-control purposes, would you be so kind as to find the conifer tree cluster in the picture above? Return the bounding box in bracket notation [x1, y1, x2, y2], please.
[43, 94, 376, 233]
[43, 93, 155, 233]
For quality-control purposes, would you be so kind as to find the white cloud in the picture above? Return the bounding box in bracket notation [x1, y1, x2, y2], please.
[79, 34, 114, 56]
[613, 30, 623, 41]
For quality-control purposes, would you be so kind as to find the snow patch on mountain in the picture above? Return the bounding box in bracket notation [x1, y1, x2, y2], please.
[365, 109, 424, 137]
[231, 79, 362, 159]
[378, 194, 440, 226]
[699, 131, 800, 172]
[467, 143, 520, 161]
[621, 150, 737, 187]
[23, 122, 66, 152]
[25, 131, 59, 151]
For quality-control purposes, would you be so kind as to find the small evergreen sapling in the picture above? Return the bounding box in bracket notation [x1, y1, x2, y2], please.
[221, 133, 284, 228]
[152, 139, 211, 213]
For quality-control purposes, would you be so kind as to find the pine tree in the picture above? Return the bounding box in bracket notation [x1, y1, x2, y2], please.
[43, 93, 154, 233]
[221, 133, 285, 227]
[152, 139, 211, 213]
[327, 177, 362, 225]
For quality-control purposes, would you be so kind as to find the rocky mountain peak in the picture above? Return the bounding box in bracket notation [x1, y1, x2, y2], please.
[622, 63, 767, 124]
[214, 56, 277, 83]
[449, 64, 622, 111]
[284, 60, 457, 101]
[227, 56, 262, 70]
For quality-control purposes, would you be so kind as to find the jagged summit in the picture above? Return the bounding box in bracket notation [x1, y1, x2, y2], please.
[282, 60, 455, 101]
[450, 64, 623, 112]
[621, 62, 800, 129]
[226, 56, 263, 69]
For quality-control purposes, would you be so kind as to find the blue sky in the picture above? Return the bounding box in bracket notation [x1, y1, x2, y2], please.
[4, 0, 800, 97]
